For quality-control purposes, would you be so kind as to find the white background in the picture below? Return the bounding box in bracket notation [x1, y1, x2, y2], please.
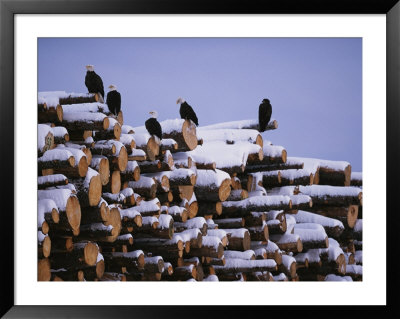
[15, 14, 386, 305]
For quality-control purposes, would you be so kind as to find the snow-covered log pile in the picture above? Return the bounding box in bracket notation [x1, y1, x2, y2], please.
[38, 91, 362, 282]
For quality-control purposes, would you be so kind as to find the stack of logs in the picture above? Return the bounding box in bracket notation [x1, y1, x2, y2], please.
[38, 91, 362, 282]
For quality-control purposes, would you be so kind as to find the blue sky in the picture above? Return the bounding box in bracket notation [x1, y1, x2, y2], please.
[38, 38, 362, 171]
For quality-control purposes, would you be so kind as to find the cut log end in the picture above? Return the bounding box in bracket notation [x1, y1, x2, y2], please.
[78, 156, 89, 178]
[88, 174, 102, 207]
[281, 150, 287, 163]
[38, 258, 51, 281]
[182, 120, 198, 151]
[218, 179, 232, 202]
[84, 242, 99, 266]
[66, 196, 81, 235]
[146, 136, 160, 161]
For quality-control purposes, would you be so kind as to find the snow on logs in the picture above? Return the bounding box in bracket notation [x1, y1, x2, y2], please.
[197, 128, 263, 147]
[69, 167, 102, 207]
[93, 117, 121, 141]
[62, 112, 109, 132]
[297, 185, 362, 228]
[194, 169, 231, 202]
[38, 124, 55, 156]
[133, 132, 160, 161]
[160, 119, 198, 151]
[200, 118, 278, 132]
[38, 174, 68, 190]
[221, 195, 292, 217]
[39, 147, 88, 178]
[38, 189, 81, 236]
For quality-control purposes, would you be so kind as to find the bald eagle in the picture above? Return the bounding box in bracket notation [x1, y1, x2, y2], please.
[106, 85, 121, 116]
[145, 111, 162, 142]
[259, 98, 272, 132]
[176, 97, 199, 126]
[85, 65, 104, 100]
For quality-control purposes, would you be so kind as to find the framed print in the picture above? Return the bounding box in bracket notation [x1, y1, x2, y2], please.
[1, 0, 399, 317]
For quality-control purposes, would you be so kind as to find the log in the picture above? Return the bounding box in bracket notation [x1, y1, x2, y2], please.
[38, 124, 55, 156]
[157, 191, 174, 205]
[171, 185, 194, 202]
[168, 206, 189, 223]
[64, 142, 92, 166]
[196, 201, 223, 217]
[207, 229, 229, 247]
[174, 217, 207, 236]
[104, 250, 145, 272]
[93, 118, 121, 141]
[251, 241, 283, 265]
[350, 172, 362, 187]
[41, 146, 88, 178]
[132, 215, 174, 240]
[214, 258, 277, 274]
[137, 160, 162, 173]
[249, 171, 281, 190]
[194, 169, 231, 202]
[276, 255, 297, 279]
[107, 142, 128, 172]
[161, 119, 198, 151]
[293, 210, 345, 239]
[38, 258, 51, 281]
[245, 271, 274, 281]
[38, 189, 81, 236]
[270, 233, 303, 253]
[50, 241, 99, 271]
[68, 130, 93, 143]
[38, 232, 51, 258]
[52, 126, 70, 145]
[223, 250, 255, 260]
[279, 169, 314, 186]
[38, 149, 75, 172]
[292, 224, 329, 250]
[119, 188, 137, 207]
[221, 196, 292, 218]
[248, 224, 269, 241]
[38, 174, 68, 190]
[265, 211, 287, 234]
[127, 177, 157, 200]
[244, 162, 304, 174]
[69, 168, 102, 207]
[120, 160, 140, 184]
[160, 138, 178, 153]
[80, 198, 110, 224]
[59, 93, 99, 105]
[299, 185, 362, 207]
[144, 256, 165, 273]
[224, 228, 251, 251]
[38, 198, 60, 234]
[38, 105, 63, 123]
[134, 134, 160, 161]
[119, 134, 136, 153]
[134, 199, 161, 217]
[90, 155, 110, 186]
[61, 112, 109, 131]
[186, 236, 224, 259]
[213, 217, 245, 229]
[170, 265, 197, 281]
[244, 212, 266, 227]
[91, 140, 116, 156]
[132, 237, 184, 259]
[318, 164, 351, 187]
[102, 170, 121, 194]
[226, 189, 248, 201]
[308, 205, 359, 229]
[142, 172, 170, 193]
[167, 168, 197, 187]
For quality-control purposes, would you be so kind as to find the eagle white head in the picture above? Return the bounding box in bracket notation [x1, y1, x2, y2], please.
[176, 97, 185, 105]
[86, 65, 94, 71]
[108, 84, 117, 91]
[149, 111, 158, 119]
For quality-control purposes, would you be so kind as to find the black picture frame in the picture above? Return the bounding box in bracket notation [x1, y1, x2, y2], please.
[1, 0, 399, 317]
